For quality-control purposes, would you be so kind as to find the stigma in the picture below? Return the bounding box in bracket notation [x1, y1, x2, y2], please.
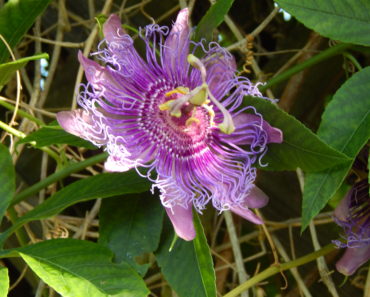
[158, 54, 235, 134]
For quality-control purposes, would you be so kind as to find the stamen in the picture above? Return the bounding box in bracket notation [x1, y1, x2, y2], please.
[159, 99, 175, 111]
[159, 55, 236, 134]
[185, 117, 200, 126]
[165, 85, 206, 118]
[202, 103, 216, 127]
[187, 54, 235, 134]
[165, 86, 189, 97]
[160, 86, 190, 117]
[187, 54, 206, 82]
[208, 91, 235, 134]
[168, 93, 193, 117]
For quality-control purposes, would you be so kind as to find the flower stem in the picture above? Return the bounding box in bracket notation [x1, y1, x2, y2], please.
[0, 100, 44, 126]
[259, 43, 352, 92]
[11, 152, 108, 206]
[223, 243, 336, 297]
[7, 207, 28, 246]
[343, 52, 363, 71]
[0, 120, 26, 138]
[0, 120, 61, 165]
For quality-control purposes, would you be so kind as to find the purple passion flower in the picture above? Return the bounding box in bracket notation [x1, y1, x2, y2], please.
[334, 179, 370, 275]
[57, 9, 283, 241]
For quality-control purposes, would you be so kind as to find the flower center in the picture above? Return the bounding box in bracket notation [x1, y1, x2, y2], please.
[158, 54, 235, 135]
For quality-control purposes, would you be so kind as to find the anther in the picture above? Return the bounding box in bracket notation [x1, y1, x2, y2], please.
[185, 117, 200, 126]
[165, 86, 189, 97]
[159, 99, 175, 111]
[158, 55, 236, 135]
[165, 85, 207, 118]
[207, 92, 235, 134]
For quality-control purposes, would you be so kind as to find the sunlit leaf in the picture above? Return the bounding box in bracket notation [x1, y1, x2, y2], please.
[2, 239, 149, 297]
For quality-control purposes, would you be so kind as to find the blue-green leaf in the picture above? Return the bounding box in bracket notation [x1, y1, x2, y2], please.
[302, 67, 370, 229]
[0, 172, 150, 246]
[99, 194, 164, 276]
[194, 0, 235, 41]
[0, 143, 15, 223]
[276, 0, 370, 46]
[0, 0, 52, 63]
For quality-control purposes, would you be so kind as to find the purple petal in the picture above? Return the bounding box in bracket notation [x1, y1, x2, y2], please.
[78, 51, 119, 89]
[230, 206, 264, 224]
[57, 110, 85, 137]
[244, 186, 269, 208]
[163, 9, 190, 76]
[336, 245, 370, 275]
[165, 204, 196, 241]
[164, 8, 189, 54]
[103, 14, 126, 42]
[205, 53, 236, 98]
[220, 113, 283, 145]
[104, 155, 135, 172]
[57, 110, 106, 145]
[102, 14, 152, 81]
[265, 124, 283, 143]
[230, 186, 268, 223]
[334, 189, 351, 221]
[238, 113, 283, 144]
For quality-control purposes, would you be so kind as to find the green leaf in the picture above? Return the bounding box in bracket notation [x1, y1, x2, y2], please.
[0, 265, 9, 297]
[302, 67, 370, 229]
[18, 123, 97, 149]
[155, 215, 215, 297]
[193, 213, 216, 297]
[12, 152, 108, 206]
[0, 0, 52, 63]
[194, 0, 235, 41]
[0, 143, 15, 223]
[0, 172, 150, 246]
[15, 239, 148, 297]
[275, 0, 370, 46]
[99, 194, 164, 276]
[243, 96, 350, 172]
[0, 53, 48, 90]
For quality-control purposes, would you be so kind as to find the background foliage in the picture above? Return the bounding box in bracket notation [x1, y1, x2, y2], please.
[0, 0, 369, 296]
